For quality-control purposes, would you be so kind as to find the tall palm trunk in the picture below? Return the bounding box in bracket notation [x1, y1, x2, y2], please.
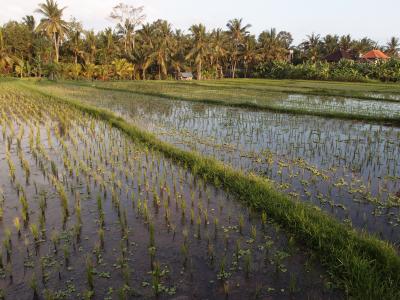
[53, 32, 59, 63]
[142, 67, 146, 80]
[232, 58, 237, 78]
[197, 60, 202, 80]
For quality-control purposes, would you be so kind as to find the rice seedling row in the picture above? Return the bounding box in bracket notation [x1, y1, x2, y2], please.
[0, 86, 340, 299]
[32, 82, 400, 244]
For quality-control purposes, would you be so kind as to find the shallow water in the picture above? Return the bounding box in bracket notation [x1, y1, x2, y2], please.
[273, 94, 400, 117]
[60, 89, 400, 245]
[0, 91, 340, 299]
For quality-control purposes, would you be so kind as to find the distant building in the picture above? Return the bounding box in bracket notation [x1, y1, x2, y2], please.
[360, 50, 390, 62]
[324, 49, 357, 63]
[178, 72, 193, 80]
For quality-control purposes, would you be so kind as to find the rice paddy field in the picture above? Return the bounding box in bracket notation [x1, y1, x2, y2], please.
[1, 78, 400, 299]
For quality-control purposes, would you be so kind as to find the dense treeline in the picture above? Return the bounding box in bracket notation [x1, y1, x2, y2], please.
[0, 0, 399, 81]
[256, 59, 400, 82]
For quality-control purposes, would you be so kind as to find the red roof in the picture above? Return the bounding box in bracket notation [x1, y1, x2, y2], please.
[361, 50, 389, 59]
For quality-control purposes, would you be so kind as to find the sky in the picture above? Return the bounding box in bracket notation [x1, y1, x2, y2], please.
[1, 0, 399, 44]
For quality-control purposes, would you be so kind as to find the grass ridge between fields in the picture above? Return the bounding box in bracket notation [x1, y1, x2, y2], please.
[20, 81, 400, 300]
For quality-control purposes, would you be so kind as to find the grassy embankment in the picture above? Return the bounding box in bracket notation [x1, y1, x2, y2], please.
[18, 80, 400, 300]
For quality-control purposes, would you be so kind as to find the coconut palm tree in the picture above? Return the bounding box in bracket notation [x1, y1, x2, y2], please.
[300, 33, 321, 62]
[116, 19, 135, 54]
[23, 16, 36, 32]
[258, 28, 289, 62]
[339, 34, 353, 51]
[322, 34, 339, 55]
[186, 24, 208, 80]
[352, 37, 377, 56]
[386, 37, 400, 57]
[98, 28, 118, 65]
[136, 23, 156, 79]
[170, 29, 188, 79]
[152, 20, 173, 79]
[35, 0, 69, 63]
[68, 30, 82, 64]
[226, 18, 251, 78]
[133, 47, 153, 80]
[209, 29, 227, 78]
[84, 30, 97, 64]
[242, 36, 257, 78]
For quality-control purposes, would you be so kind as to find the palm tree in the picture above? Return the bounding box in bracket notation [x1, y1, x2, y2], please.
[386, 37, 400, 57]
[98, 28, 118, 65]
[242, 36, 257, 78]
[68, 30, 82, 64]
[136, 23, 156, 79]
[209, 29, 227, 78]
[352, 37, 377, 56]
[339, 34, 352, 51]
[153, 20, 173, 79]
[300, 33, 321, 62]
[133, 47, 153, 80]
[23, 16, 36, 32]
[322, 34, 339, 55]
[186, 24, 208, 80]
[84, 30, 97, 64]
[226, 18, 251, 78]
[170, 29, 188, 79]
[258, 28, 288, 62]
[116, 19, 135, 54]
[35, 0, 69, 63]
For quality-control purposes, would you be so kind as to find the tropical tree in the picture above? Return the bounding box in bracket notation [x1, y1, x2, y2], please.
[242, 36, 257, 77]
[98, 28, 118, 64]
[323, 34, 339, 55]
[226, 18, 251, 78]
[186, 24, 208, 80]
[386, 37, 400, 57]
[67, 30, 82, 64]
[339, 34, 352, 51]
[112, 58, 134, 79]
[136, 23, 156, 79]
[258, 28, 289, 62]
[14, 58, 25, 78]
[84, 30, 97, 64]
[170, 29, 188, 78]
[35, 0, 69, 62]
[23, 16, 36, 32]
[300, 33, 321, 62]
[83, 63, 96, 80]
[0, 28, 13, 73]
[209, 29, 227, 78]
[152, 20, 173, 79]
[352, 37, 377, 55]
[110, 3, 145, 53]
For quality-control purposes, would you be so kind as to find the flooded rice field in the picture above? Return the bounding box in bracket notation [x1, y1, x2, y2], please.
[0, 89, 341, 299]
[279, 94, 400, 117]
[45, 85, 400, 245]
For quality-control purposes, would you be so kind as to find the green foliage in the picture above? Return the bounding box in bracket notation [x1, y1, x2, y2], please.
[0, 2, 398, 82]
[256, 59, 400, 82]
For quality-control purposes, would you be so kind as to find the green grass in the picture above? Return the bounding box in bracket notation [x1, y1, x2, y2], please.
[30, 78, 400, 125]
[19, 80, 400, 300]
